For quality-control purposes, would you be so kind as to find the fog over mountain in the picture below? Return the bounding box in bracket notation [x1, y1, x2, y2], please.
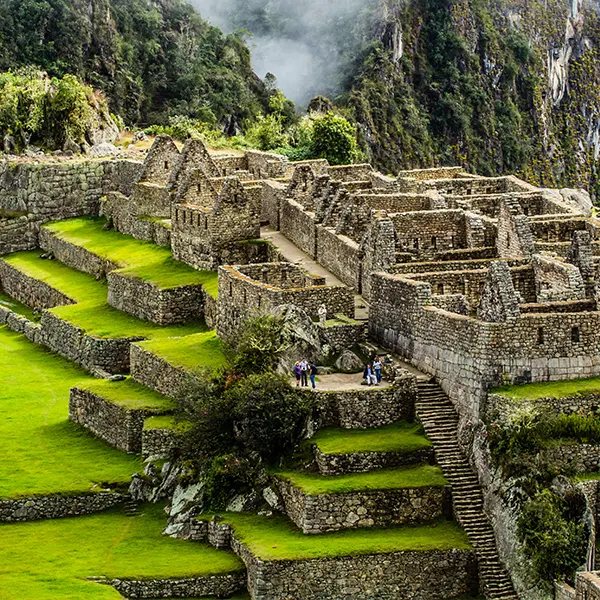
[190, 0, 379, 105]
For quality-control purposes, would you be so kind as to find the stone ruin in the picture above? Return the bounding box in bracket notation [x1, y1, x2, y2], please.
[2, 134, 600, 600]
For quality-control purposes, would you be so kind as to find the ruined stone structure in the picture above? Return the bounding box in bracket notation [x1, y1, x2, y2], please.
[2, 135, 599, 600]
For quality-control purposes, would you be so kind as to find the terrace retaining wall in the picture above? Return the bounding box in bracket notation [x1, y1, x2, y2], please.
[142, 425, 182, 459]
[69, 387, 172, 453]
[105, 572, 246, 599]
[0, 492, 127, 522]
[107, 271, 207, 326]
[276, 477, 450, 533]
[313, 446, 435, 476]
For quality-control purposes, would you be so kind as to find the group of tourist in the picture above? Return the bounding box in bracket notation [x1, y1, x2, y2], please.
[363, 357, 384, 386]
[293, 359, 318, 389]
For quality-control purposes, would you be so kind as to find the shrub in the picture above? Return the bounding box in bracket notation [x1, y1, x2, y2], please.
[517, 489, 587, 583]
[225, 314, 289, 376]
[310, 112, 358, 165]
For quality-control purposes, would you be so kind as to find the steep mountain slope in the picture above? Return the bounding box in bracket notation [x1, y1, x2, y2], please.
[200, 0, 599, 196]
[0, 0, 268, 126]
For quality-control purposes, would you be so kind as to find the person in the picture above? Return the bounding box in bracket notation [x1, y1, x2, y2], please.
[309, 362, 318, 389]
[373, 357, 382, 384]
[318, 304, 327, 327]
[300, 358, 309, 387]
[363, 363, 378, 386]
[293, 361, 302, 387]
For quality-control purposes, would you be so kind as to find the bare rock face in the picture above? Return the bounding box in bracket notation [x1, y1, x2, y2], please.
[275, 304, 322, 371]
[89, 142, 119, 157]
[560, 188, 593, 216]
[85, 102, 120, 146]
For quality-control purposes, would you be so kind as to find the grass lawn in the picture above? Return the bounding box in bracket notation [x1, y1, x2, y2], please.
[136, 330, 227, 372]
[492, 377, 600, 400]
[311, 421, 432, 455]
[42, 217, 218, 296]
[2, 251, 208, 340]
[0, 290, 38, 320]
[76, 378, 176, 412]
[275, 464, 446, 495]
[0, 327, 141, 498]
[199, 513, 471, 561]
[0, 504, 243, 600]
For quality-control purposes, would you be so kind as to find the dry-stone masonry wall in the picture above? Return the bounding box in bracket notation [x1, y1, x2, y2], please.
[276, 477, 450, 533]
[0, 492, 127, 522]
[69, 387, 173, 454]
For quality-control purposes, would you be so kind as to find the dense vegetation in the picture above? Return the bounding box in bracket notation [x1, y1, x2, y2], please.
[0, 0, 269, 126]
[487, 403, 591, 584]
[177, 316, 314, 509]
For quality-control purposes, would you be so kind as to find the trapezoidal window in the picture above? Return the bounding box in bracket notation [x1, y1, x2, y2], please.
[164, 161, 169, 170]
[431, 236, 437, 249]
[536, 327, 544, 346]
[572, 327, 581, 343]
[229, 282, 233, 297]
[413, 238, 420, 250]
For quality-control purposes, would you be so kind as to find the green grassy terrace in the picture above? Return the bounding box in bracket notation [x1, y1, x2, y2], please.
[76, 378, 176, 412]
[144, 415, 190, 432]
[275, 464, 446, 495]
[311, 421, 432, 455]
[136, 330, 227, 373]
[0, 504, 243, 600]
[492, 377, 600, 400]
[198, 513, 471, 561]
[0, 327, 140, 498]
[0, 290, 37, 320]
[42, 217, 218, 297]
[2, 251, 207, 340]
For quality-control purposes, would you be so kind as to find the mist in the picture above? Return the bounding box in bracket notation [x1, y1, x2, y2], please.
[189, 0, 381, 106]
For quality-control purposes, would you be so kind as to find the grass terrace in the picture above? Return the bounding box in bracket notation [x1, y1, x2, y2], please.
[311, 421, 432, 455]
[144, 415, 190, 432]
[135, 330, 227, 373]
[0, 504, 244, 600]
[42, 217, 218, 296]
[76, 378, 176, 412]
[0, 327, 140, 499]
[493, 377, 600, 400]
[198, 512, 472, 561]
[2, 251, 207, 340]
[0, 290, 37, 320]
[275, 464, 446, 495]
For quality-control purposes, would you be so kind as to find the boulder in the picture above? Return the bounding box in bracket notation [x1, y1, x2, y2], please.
[334, 349, 364, 373]
[275, 304, 322, 371]
[63, 138, 81, 154]
[133, 131, 148, 143]
[3, 135, 16, 154]
[226, 490, 259, 513]
[560, 188, 593, 216]
[89, 142, 119, 157]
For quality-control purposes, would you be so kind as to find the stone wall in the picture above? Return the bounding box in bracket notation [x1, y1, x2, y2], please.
[369, 272, 600, 419]
[543, 443, 600, 473]
[313, 445, 435, 476]
[318, 320, 366, 354]
[315, 374, 417, 429]
[107, 271, 207, 326]
[280, 198, 317, 258]
[0, 492, 126, 522]
[0, 158, 141, 253]
[105, 572, 246, 599]
[261, 180, 286, 227]
[217, 263, 355, 339]
[0, 259, 75, 311]
[130, 343, 198, 398]
[276, 477, 450, 533]
[69, 387, 172, 453]
[41, 311, 140, 374]
[39, 226, 117, 278]
[316, 226, 362, 290]
[142, 423, 182, 459]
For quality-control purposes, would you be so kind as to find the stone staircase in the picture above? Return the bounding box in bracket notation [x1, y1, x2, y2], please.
[416, 380, 519, 600]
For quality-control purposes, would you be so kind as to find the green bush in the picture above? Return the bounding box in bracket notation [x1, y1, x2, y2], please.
[518, 489, 587, 583]
[225, 314, 289, 376]
[310, 112, 358, 165]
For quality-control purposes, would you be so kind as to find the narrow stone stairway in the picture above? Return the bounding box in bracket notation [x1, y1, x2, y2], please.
[416, 381, 519, 600]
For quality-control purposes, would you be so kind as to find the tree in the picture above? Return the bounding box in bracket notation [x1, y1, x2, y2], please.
[310, 112, 358, 165]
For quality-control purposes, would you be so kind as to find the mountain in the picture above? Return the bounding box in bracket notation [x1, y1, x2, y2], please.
[197, 0, 600, 196]
[0, 0, 269, 126]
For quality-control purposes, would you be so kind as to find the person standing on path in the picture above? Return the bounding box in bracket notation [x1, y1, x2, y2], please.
[309, 362, 318, 389]
[373, 357, 382, 384]
[293, 361, 302, 387]
[300, 359, 309, 387]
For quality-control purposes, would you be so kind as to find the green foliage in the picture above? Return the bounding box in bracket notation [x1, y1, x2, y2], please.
[0, 69, 104, 150]
[225, 314, 289, 375]
[310, 112, 358, 165]
[0, 0, 270, 126]
[517, 489, 587, 583]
